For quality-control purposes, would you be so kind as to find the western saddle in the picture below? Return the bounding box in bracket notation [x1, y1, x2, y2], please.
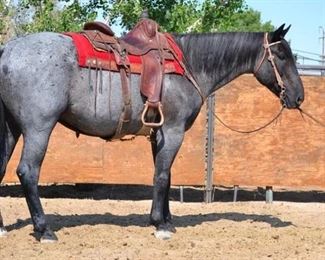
[82, 17, 181, 138]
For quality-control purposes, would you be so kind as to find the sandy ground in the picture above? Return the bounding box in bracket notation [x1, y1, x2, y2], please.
[0, 195, 324, 260]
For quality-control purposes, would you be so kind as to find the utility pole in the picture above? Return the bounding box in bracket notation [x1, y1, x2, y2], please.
[319, 26, 325, 76]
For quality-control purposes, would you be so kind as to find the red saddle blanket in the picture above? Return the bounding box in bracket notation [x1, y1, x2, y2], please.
[64, 32, 184, 75]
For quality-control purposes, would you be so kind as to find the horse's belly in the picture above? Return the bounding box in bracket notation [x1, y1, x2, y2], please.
[60, 70, 144, 138]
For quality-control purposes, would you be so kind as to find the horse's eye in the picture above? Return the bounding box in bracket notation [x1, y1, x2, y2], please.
[277, 52, 286, 60]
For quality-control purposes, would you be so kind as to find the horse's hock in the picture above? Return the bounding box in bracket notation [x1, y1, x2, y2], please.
[3, 75, 325, 189]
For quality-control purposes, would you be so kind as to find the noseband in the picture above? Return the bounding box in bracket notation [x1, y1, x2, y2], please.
[254, 33, 287, 107]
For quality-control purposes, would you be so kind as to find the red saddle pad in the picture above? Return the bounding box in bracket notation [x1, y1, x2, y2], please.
[64, 32, 184, 75]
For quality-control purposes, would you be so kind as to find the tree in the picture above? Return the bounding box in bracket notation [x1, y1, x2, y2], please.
[106, 0, 200, 33]
[0, 0, 14, 43]
[224, 8, 274, 32]
[106, 0, 274, 33]
[15, 0, 103, 33]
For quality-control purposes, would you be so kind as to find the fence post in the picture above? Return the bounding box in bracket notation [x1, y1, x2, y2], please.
[205, 94, 215, 203]
[265, 186, 273, 203]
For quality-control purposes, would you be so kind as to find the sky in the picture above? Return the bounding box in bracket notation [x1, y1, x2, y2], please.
[245, 0, 325, 65]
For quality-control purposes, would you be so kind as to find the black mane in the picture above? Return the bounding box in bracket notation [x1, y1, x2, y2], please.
[175, 32, 263, 78]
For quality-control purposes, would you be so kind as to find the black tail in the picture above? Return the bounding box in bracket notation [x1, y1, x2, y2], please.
[0, 47, 7, 179]
[0, 105, 6, 179]
[0, 46, 4, 58]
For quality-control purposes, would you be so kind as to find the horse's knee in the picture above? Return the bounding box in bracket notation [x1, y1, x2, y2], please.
[16, 163, 37, 185]
[16, 163, 30, 178]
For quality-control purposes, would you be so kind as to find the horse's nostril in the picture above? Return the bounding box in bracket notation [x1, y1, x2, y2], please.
[296, 96, 303, 106]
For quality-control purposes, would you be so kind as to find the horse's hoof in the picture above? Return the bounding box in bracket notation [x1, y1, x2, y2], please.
[40, 229, 58, 243]
[0, 227, 7, 237]
[165, 222, 177, 233]
[154, 230, 173, 240]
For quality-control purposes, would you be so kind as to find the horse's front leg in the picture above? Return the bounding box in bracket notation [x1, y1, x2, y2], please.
[150, 125, 184, 238]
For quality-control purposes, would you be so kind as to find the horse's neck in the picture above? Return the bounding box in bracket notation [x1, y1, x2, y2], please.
[176, 32, 263, 98]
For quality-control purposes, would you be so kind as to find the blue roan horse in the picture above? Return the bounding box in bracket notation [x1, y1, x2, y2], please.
[0, 24, 304, 242]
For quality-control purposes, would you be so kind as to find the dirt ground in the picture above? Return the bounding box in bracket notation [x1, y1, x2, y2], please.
[0, 185, 324, 260]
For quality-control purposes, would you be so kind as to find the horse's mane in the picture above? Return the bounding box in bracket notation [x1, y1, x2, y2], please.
[175, 32, 264, 75]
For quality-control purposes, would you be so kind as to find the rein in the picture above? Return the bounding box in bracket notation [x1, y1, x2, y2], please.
[298, 108, 325, 128]
[213, 106, 284, 134]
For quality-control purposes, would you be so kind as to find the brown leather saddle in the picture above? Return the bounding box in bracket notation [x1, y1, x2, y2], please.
[82, 19, 178, 136]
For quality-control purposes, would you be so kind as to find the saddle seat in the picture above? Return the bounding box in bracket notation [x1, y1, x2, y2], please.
[119, 19, 170, 56]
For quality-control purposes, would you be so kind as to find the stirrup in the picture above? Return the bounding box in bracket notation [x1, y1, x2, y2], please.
[141, 101, 164, 127]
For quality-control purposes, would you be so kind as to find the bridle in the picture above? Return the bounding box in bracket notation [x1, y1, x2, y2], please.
[254, 32, 287, 108]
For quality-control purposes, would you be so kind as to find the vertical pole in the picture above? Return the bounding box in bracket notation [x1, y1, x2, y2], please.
[233, 185, 239, 202]
[180, 186, 184, 203]
[205, 94, 215, 203]
[265, 186, 273, 203]
[319, 27, 325, 76]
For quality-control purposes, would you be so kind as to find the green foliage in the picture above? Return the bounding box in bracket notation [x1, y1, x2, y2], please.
[106, 0, 200, 32]
[0, 2, 5, 33]
[199, 0, 246, 32]
[0, 0, 14, 43]
[0, 0, 10, 33]
[224, 8, 274, 32]
[17, 0, 102, 33]
[106, 0, 274, 33]
[13, 0, 274, 35]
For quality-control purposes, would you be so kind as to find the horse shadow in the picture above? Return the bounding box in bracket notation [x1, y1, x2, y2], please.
[6, 211, 293, 238]
[1, 184, 324, 202]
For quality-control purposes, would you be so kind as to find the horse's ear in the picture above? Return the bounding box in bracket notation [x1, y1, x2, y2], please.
[283, 24, 291, 36]
[272, 24, 290, 42]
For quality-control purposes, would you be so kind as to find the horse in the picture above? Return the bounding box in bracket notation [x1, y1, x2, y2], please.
[0, 24, 304, 242]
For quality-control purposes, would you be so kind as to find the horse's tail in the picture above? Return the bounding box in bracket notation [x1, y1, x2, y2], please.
[0, 47, 7, 179]
[0, 46, 4, 59]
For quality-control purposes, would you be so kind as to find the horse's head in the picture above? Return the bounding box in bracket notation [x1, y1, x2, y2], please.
[254, 24, 304, 109]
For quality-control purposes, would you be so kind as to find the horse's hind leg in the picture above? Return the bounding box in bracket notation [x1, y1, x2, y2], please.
[16, 126, 57, 242]
[0, 114, 21, 236]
